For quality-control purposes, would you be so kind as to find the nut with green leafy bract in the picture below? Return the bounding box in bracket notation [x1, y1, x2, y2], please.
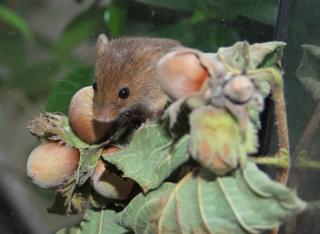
[69, 86, 111, 144]
[91, 147, 135, 199]
[27, 142, 80, 188]
[157, 49, 210, 100]
[189, 106, 243, 175]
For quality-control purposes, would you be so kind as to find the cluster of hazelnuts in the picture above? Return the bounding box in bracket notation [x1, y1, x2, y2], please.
[26, 47, 256, 200]
[27, 86, 134, 200]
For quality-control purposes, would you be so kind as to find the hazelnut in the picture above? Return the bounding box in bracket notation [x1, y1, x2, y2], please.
[91, 147, 135, 199]
[68, 86, 111, 144]
[189, 107, 239, 175]
[224, 75, 254, 104]
[27, 142, 80, 188]
[157, 50, 209, 100]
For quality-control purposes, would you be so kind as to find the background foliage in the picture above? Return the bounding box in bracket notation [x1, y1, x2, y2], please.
[0, 0, 276, 112]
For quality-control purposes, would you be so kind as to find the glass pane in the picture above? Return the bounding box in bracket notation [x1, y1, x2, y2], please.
[3, 0, 320, 233]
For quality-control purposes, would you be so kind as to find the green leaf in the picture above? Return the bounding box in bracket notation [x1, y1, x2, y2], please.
[214, 41, 286, 71]
[121, 161, 306, 234]
[46, 66, 93, 114]
[215, 41, 251, 71]
[57, 209, 128, 234]
[251, 41, 286, 69]
[0, 5, 33, 41]
[104, 1, 128, 37]
[119, 183, 175, 232]
[55, 4, 104, 57]
[58, 146, 103, 212]
[296, 44, 320, 100]
[104, 124, 190, 191]
[77, 147, 103, 186]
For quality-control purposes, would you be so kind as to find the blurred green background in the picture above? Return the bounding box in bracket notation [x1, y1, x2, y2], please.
[1, 0, 319, 234]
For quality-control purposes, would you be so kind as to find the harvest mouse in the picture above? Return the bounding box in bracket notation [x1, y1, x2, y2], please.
[92, 34, 181, 124]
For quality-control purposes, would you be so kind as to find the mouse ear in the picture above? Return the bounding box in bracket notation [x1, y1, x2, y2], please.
[97, 34, 108, 56]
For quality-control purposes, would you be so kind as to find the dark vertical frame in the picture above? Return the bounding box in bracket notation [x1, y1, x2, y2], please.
[259, 0, 292, 155]
[274, 0, 292, 42]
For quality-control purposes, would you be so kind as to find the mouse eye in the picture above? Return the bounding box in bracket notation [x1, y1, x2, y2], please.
[93, 81, 97, 91]
[118, 87, 130, 99]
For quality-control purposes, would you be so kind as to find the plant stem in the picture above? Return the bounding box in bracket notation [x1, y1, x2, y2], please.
[248, 68, 290, 186]
[251, 152, 288, 168]
[272, 84, 290, 185]
[273, 87, 290, 151]
[252, 154, 320, 170]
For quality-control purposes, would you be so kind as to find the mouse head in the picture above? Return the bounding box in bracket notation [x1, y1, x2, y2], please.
[93, 34, 172, 123]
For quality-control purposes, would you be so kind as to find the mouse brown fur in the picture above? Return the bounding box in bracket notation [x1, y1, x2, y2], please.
[93, 34, 181, 123]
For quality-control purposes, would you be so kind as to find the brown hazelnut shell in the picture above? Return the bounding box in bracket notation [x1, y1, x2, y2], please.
[27, 142, 80, 188]
[157, 50, 209, 100]
[68, 86, 111, 144]
[91, 147, 135, 200]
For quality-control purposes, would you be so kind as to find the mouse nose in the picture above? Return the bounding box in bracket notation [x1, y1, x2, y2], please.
[93, 104, 118, 123]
